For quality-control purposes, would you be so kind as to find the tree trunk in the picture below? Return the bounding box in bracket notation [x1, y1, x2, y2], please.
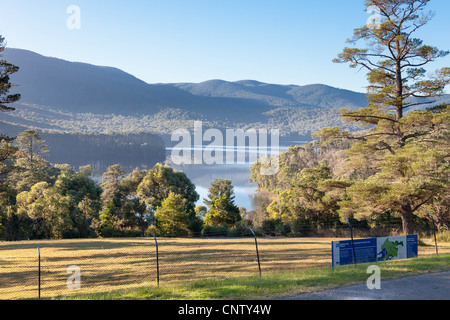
[140, 218, 146, 237]
[400, 204, 415, 235]
[395, 56, 406, 149]
[395, 48, 404, 121]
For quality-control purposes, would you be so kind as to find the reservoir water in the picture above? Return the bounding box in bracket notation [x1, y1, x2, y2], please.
[91, 141, 307, 211]
[167, 142, 306, 210]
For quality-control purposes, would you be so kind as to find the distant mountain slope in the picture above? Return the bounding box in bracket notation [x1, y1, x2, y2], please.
[1, 48, 448, 139]
[3, 48, 369, 114]
[3, 48, 219, 116]
[173, 80, 368, 110]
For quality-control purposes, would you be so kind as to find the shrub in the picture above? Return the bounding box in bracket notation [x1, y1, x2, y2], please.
[145, 225, 159, 237]
[201, 224, 229, 237]
[437, 228, 450, 243]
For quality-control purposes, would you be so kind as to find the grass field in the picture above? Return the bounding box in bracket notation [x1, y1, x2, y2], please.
[0, 237, 448, 300]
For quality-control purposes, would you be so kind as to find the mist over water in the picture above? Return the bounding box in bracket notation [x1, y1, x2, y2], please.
[168, 142, 306, 210]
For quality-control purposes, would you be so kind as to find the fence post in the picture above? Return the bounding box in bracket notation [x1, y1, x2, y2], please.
[426, 210, 438, 255]
[249, 228, 261, 277]
[153, 235, 160, 287]
[37, 246, 41, 300]
[344, 218, 357, 265]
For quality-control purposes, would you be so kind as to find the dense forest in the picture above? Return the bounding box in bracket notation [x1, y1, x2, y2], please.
[43, 132, 166, 176]
[250, 122, 449, 239]
[0, 121, 166, 175]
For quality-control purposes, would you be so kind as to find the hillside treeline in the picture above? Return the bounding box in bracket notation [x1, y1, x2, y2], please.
[44, 132, 166, 175]
[0, 121, 166, 175]
[250, 104, 450, 240]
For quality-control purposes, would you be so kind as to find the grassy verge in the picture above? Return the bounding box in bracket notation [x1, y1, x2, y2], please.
[60, 254, 450, 300]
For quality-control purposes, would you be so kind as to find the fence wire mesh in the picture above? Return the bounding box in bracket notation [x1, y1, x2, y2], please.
[0, 235, 447, 300]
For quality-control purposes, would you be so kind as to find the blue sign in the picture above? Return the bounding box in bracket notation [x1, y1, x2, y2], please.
[332, 235, 418, 267]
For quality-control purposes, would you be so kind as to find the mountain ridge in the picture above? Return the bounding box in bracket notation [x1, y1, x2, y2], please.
[3, 48, 369, 114]
[1, 48, 448, 139]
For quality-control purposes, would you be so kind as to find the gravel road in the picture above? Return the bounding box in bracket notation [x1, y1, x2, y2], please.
[280, 271, 450, 300]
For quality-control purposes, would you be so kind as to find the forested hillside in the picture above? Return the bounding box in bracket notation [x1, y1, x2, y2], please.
[0, 121, 166, 175]
[0, 48, 372, 139]
[3, 48, 448, 140]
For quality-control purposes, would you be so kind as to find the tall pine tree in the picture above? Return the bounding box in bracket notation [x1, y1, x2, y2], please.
[321, 0, 450, 234]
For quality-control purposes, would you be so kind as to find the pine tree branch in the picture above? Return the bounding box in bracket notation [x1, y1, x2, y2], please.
[342, 114, 399, 123]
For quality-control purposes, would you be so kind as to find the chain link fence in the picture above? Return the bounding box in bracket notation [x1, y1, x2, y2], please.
[1, 231, 447, 300]
[0, 235, 332, 299]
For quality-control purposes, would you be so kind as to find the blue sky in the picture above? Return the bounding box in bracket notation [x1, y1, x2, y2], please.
[1, 0, 449, 93]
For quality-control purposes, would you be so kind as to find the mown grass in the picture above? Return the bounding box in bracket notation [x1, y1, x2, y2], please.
[61, 254, 450, 300]
[1, 237, 333, 299]
[1, 237, 448, 300]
